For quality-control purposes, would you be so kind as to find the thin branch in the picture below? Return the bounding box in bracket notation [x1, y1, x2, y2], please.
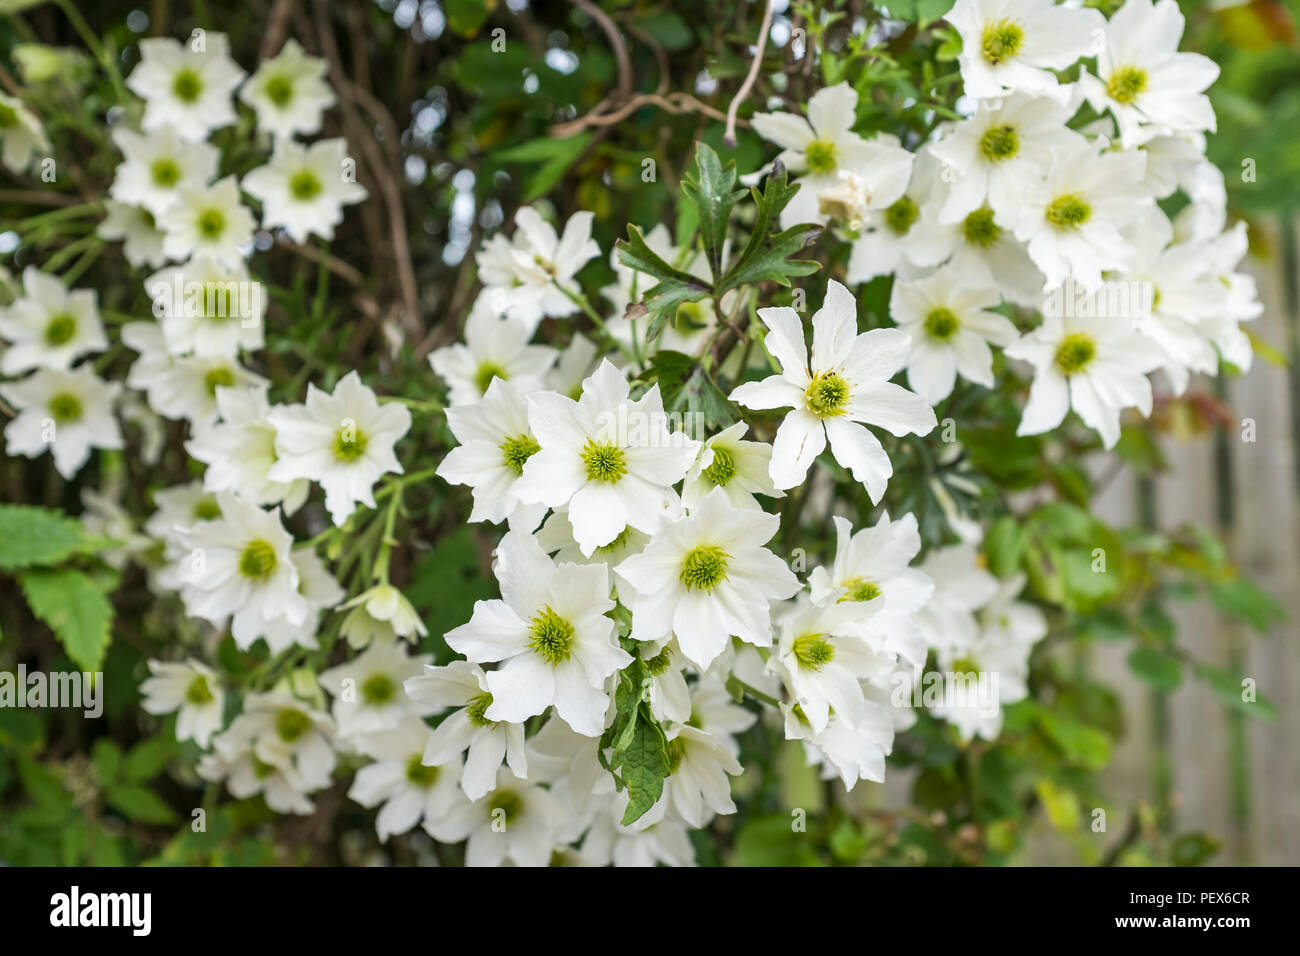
[724, 0, 774, 147]
[572, 0, 632, 101]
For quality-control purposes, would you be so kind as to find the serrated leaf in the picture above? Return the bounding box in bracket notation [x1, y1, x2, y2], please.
[614, 709, 670, 825]
[19, 568, 113, 672]
[107, 784, 177, 824]
[0, 504, 87, 570]
[720, 164, 821, 293]
[681, 143, 746, 284]
[614, 226, 711, 346]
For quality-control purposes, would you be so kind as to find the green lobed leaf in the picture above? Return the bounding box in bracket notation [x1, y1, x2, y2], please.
[0, 504, 88, 570]
[680, 143, 746, 284]
[18, 568, 113, 673]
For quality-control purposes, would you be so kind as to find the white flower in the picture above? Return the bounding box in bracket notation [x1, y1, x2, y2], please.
[108, 125, 219, 217]
[729, 279, 936, 500]
[98, 202, 169, 268]
[428, 298, 556, 406]
[144, 480, 222, 591]
[258, 546, 344, 653]
[946, 0, 1104, 101]
[140, 659, 224, 747]
[436, 377, 547, 528]
[238, 39, 335, 139]
[0, 365, 122, 479]
[889, 260, 1019, 403]
[242, 138, 367, 243]
[145, 257, 265, 357]
[348, 717, 471, 843]
[404, 661, 528, 801]
[267, 371, 411, 526]
[912, 543, 1000, 653]
[445, 530, 630, 735]
[546, 334, 600, 397]
[0, 267, 106, 374]
[686, 677, 757, 753]
[845, 150, 947, 283]
[615, 487, 800, 670]
[514, 359, 697, 555]
[0, 91, 50, 172]
[1013, 138, 1151, 291]
[1079, 0, 1218, 149]
[199, 736, 317, 815]
[159, 176, 256, 268]
[339, 583, 428, 647]
[125, 34, 246, 141]
[652, 726, 741, 828]
[927, 91, 1085, 225]
[581, 798, 696, 867]
[681, 421, 783, 511]
[186, 384, 309, 511]
[148, 353, 266, 426]
[1005, 294, 1160, 448]
[436, 767, 562, 867]
[207, 690, 335, 805]
[319, 640, 433, 740]
[777, 673, 895, 789]
[479, 207, 600, 323]
[174, 492, 309, 647]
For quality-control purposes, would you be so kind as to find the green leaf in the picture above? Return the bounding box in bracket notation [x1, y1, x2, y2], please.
[1171, 832, 1220, 867]
[1195, 664, 1277, 720]
[0, 504, 87, 570]
[124, 737, 174, 782]
[18, 568, 113, 672]
[495, 133, 593, 201]
[92, 739, 123, 784]
[680, 143, 746, 284]
[982, 516, 1026, 578]
[883, 0, 957, 24]
[614, 225, 711, 344]
[718, 165, 821, 293]
[107, 784, 178, 824]
[1208, 577, 1284, 633]
[444, 0, 492, 37]
[1127, 646, 1184, 690]
[1038, 711, 1112, 770]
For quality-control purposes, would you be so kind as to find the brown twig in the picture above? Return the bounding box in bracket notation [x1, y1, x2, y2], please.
[551, 91, 738, 139]
[260, 0, 295, 60]
[724, 0, 774, 147]
[572, 0, 632, 101]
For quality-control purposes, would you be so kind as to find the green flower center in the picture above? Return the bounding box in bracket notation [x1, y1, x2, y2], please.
[666, 738, 686, 774]
[196, 207, 227, 240]
[839, 577, 882, 603]
[1054, 332, 1097, 376]
[644, 647, 673, 676]
[792, 633, 835, 670]
[361, 673, 395, 706]
[951, 656, 980, 677]
[193, 496, 222, 521]
[489, 790, 522, 822]
[275, 707, 311, 742]
[703, 446, 736, 486]
[289, 169, 323, 201]
[501, 434, 540, 476]
[474, 362, 506, 394]
[253, 758, 276, 779]
[238, 538, 278, 580]
[44, 313, 77, 346]
[48, 392, 83, 423]
[332, 424, 369, 463]
[924, 307, 960, 342]
[884, 196, 918, 235]
[1106, 66, 1148, 105]
[151, 158, 182, 187]
[804, 138, 838, 175]
[1046, 194, 1092, 230]
[466, 691, 494, 727]
[982, 19, 1024, 65]
[679, 545, 729, 592]
[805, 371, 850, 417]
[406, 755, 439, 787]
[0, 103, 17, 127]
[184, 674, 214, 705]
[204, 366, 236, 395]
[962, 207, 1002, 249]
[264, 74, 294, 107]
[979, 123, 1020, 162]
[172, 68, 203, 103]
[528, 606, 574, 665]
[580, 439, 627, 483]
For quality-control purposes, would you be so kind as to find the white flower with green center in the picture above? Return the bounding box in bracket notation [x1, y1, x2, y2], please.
[98, 201, 169, 269]
[1079, 0, 1218, 149]
[0, 91, 50, 173]
[514, 359, 698, 555]
[238, 38, 336, 139]
[186, 384, 309, 512]
[173, 491, 309, 647]
[148, 353, 267, 426]
[534, 507, 651, 605]
[429, 295, 557, 405]
[491, 207, 602, 320]
[257, 546, 345, 654]
[159, 175, 256, 268]
[433, 767, 563, 867]
[319, 640, 433, 741]
[0, 267, 107, 375]
[581, 797, 696, 867]
[348, 717, 471, 843]
[911, 543, 1002, 654]
[198, 730, 317, 815]
[774, 665, 896, 790]
[437, 377, 547, 529]
[108, 125, 219, 218]
[144, 480, 223, 592]
[267, 371, 412, 526]
[339, 583, 428, 648]
[242, 138, 368, 244]
[686, 677, 758, 754]
[729, 280, 937, 501]
[125, 34, 246, 142]
[808, 512, 936, 670]
[217, 690, 336, 796]
[1013, 138, 1152, 291]
[404, 661, 529, 801]
[927, 91, 1085, 225]
[146, 257, 265, 358]
[640, 726, 742, 830]
[889, 259, 1020, 403]
[751, 83, 915, 229]
[771, 597, 896, 735]
[444, 530, 630, 736]
[139, 658, 224, 747]
[946, 0, 1104, 101]
[615, 487, 800, 670]
[1005, 297, 1160, 448]
[681, 421, 783, 512]
[0, 365, 122, 479]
